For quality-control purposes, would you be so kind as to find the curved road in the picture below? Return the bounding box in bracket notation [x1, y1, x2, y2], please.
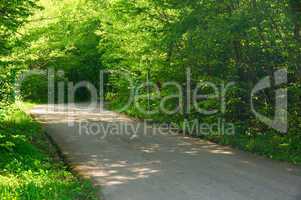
[30, 104, 301, 200]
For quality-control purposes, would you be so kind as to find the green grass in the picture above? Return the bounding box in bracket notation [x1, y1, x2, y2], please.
[203, 133, 301, 165]
[15, 101, 37, 112]
[0, 104, 98, 200]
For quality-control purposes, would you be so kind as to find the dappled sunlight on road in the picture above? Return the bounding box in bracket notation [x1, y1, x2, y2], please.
[73, 160, 160, 186]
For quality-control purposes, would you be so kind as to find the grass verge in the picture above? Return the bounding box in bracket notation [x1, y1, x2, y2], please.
[0, 104, 98, 200]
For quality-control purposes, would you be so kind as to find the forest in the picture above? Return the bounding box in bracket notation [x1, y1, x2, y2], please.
[0, 0, 301, 199]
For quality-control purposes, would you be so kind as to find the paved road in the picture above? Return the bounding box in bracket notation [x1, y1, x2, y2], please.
[30, 104, 301, 200]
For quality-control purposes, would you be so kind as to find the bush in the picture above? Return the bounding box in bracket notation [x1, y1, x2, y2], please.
[20, 74, 48, 103]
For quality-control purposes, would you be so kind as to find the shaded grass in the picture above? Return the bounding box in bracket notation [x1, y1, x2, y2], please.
[0, 105, 98, 200]
[204, 133, 301, 165]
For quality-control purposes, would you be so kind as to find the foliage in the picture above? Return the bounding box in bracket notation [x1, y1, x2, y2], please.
[0, 0, 40, 106]
[20, 74, 48, 103]
[0, 0, 40, 54]
[0, 105, 97, 199]
[3, 0, 103, 103]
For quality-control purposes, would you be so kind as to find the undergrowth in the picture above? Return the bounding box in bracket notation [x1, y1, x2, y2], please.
[0, 104, 98, 200]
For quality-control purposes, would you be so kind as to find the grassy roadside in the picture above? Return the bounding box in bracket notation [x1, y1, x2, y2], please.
[0, 104, 98, 200]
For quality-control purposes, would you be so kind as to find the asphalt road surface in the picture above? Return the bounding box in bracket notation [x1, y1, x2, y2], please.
[30, 104, 301, 200]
